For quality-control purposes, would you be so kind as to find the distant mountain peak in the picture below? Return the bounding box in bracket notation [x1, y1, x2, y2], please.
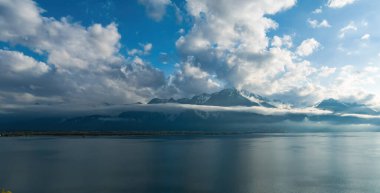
[316, 98, 348, 109]
[148, 88, 276, 107]
[205, 88, 258, 107]
[316, 98, 378, 115]
[217, 88, 240, 95]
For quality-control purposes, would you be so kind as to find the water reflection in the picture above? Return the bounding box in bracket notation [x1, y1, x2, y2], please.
[1, 133, 380, 193]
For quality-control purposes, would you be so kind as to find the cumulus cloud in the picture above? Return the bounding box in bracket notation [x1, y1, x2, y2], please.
[182, 0, 295, 53]
[42, 21, 122, 70]
[1, 0, 377, 111]
[327, 0, 356, 8]
[0, 0, 42, 41]
[175, 0, 328, 98]
[0, 49, 49, 77]
[0, 0, 167, 106]
[1, 0, 123, 71]
[327, 65, 380, 106]
[138, 0, 171, 21]
[120, 57, 165, 89]
[308, 19, 331, 28]
[0, 49, 62, 106]
[171, 0, 352, 107]
[167, 58, 222, 97]
[296, 38, 320, 57]
[0, 5, 122, 71]
[1, 0, 331, 108]
[271, 35, 293, 48]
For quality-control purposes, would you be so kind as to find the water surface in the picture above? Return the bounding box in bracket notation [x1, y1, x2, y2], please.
[1, 133, 380, 193]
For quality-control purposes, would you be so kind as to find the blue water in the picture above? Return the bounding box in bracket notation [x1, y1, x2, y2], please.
[1, 133, 380, 193]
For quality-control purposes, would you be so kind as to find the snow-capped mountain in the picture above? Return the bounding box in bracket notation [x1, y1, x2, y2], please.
[148, 88, 276, 107]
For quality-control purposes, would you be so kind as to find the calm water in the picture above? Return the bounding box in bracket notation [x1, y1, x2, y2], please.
[1, 133, 380, 193]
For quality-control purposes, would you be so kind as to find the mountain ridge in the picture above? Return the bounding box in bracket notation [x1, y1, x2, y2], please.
[148, 88, 378, 115]
[2, 88, 380, 133]
[149, 88, 275, 107]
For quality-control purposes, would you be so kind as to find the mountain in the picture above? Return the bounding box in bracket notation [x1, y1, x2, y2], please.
[316, 98, 378, 115]
[148, 88, 275, 107]
[4, 89, 380, 134]
[148, 98, 177, 104]
[203, 88, 258, 106]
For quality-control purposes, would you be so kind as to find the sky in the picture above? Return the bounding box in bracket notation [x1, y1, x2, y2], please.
[1, 0, 380, 110]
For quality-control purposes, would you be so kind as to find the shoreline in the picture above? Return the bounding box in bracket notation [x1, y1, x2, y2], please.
[0, 130, 377, 137]
[0, 130, 266, 137]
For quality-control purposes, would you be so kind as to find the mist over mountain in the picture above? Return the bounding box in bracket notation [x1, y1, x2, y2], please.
[1, 88, 380, 133]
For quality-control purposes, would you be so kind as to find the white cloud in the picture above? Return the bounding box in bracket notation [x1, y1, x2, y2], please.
[175, 0, 324, 98]
[0, 0, 167, 106]
[128, 43, 153, 56]
[319, 66, 336, 77]
[41, 21, 122, 70]
[308, 19, 331, 28]
[128, 103, 333, 116]
[339, 22, 357, 38]
[296, 38, 321, 57]
[178, 28, 185, 34]
[182, 62, 210, 79]
[0, 0, 42, 41]
[144, 43, 153, 53]
[168, 58, 222, 97]
[326, 65, 380, 106]
[173, 0, 350, 107]
[138, 0, 171, 22]
[0, 49, 59, 106]
[0, 1, 122, 71]
[182, 0, 296, 53]
[271, 35, 293, 48]
[120, 57, 165, 89]
[312, 7, 322, 14]
[361, 34, 370, 40]
[127, 49, 140, 56]
[0, 49, 49, 77]
[327, 0, 356, 8]
[2, 0, 378, 110]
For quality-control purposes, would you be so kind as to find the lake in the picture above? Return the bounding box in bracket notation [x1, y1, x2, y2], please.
[1, 133, 380, 193]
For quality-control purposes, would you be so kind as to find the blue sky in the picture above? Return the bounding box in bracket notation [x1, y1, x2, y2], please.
[1, 0, 380, 109]
[35, 0, 187, 74]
